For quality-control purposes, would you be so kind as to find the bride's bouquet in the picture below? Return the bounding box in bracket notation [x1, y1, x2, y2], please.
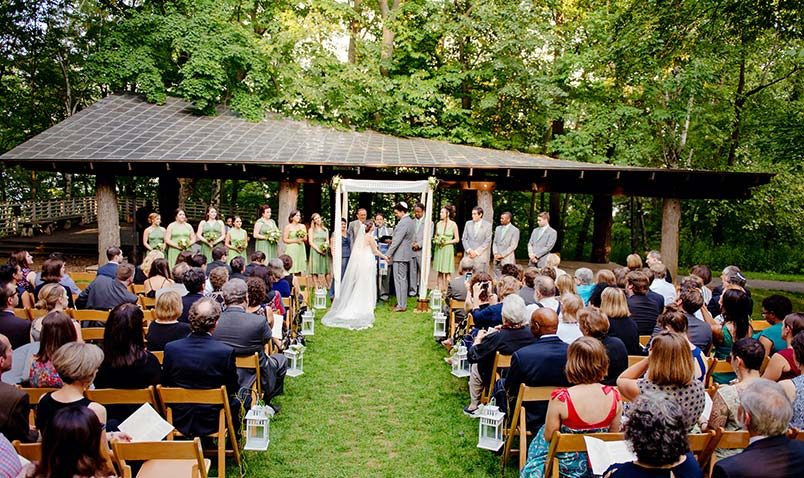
[266, 229, 281, 244]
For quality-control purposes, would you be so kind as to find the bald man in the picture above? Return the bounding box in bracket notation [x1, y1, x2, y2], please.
[504, 308, 570, 431]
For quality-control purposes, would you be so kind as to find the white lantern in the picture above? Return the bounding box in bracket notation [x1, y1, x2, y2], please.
[244, 405, 272, 451]
[301, 310, 315, 335]
[433, 311, 447, 338]
[451, 344, 470, 377]
[477, 405, 505, 451]
[429, 289, 443, 310]
[314, 288, 327, 309]
[284, 346, 305, 377]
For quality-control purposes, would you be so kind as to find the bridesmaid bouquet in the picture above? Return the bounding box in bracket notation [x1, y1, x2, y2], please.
[266, 230, 281, 244]
[233, 239, 247, 253]
[319, 243, 330, 255]
[433, 235, 448, 247]
[202, 231, 220, 243]
[152, 243, 165, 252]
[176, 238, 191, 250]
[294, 229, 307, 240]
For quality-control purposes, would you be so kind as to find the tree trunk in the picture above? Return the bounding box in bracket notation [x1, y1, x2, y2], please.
[96, 175, 120, 266]
[348, 0, 361, 64]
[378, 0, 401, 77]
[590, 194, 612, 263]
[727, 56, 746, 167]
[229, 179, 240, 217]
[158, 175, 179, 221]
[549, 192, 562, 253]
[528, 189, 536, 236]
[303, 182, 324, 220]
[210, 179, 222, 210]
[177, 178, 194, 210]
[277, 180, 299, 255]
[660, 198, 681, 282]
[64, 174, 73, 199]
[575, 203, 593, 259]
[476, 190, 494, 226]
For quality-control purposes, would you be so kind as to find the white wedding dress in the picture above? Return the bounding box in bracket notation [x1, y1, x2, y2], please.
[322, 224, 378, 330]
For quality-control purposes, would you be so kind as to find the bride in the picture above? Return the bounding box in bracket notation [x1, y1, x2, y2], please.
[322, 220, 385, 330]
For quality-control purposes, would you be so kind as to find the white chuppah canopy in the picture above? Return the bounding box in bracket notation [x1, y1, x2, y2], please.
[332, 177, 437, 302]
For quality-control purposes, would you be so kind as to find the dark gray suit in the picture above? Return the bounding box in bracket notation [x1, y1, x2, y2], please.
[386, 215, 414, 309]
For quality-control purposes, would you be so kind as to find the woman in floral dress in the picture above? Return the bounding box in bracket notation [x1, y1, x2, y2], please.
[307, 213, 330, 289]
[164, 209, 196, 269]
[196, 206, 225, 263]
[283, 209, 307, 275]
[253, 204, 280, 260]
[225, 216, 249, 262]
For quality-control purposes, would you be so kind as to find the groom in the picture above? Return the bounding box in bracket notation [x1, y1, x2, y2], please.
[385, 202, 414, 312]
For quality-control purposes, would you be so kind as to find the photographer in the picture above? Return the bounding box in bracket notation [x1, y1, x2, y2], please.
[469, 274, 521, 330]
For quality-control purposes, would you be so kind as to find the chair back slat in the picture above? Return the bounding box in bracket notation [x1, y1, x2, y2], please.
[157, 386, 227, 406]
[70, 309, 110, 322]
[85, 386, 159, 412]
[12, 441, 42, 462]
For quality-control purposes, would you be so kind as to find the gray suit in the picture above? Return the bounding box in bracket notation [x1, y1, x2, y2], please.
[493, 224, 520, 274]
[386, 215, 415, 309]
[527, 226, 557, 267]
[462, 220, 493, 273]
[409, 217, 433, 296]
[347, 220, 362, 246]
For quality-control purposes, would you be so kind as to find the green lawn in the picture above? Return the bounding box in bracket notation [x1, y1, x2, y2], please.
[744, 271, 804, 283]
[750, 289, 804, 318]
[232, 298, 502, 478]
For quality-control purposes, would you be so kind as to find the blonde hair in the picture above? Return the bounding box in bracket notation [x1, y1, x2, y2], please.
[154, 291, 182, 322]
[545, 253, 561, 268]
[626, 253, 643, 270]
[52, 342, 104, 384]
[648, 331, 694, 386]
[595, 269, 616, 286]
[496, 276, 521, 300]
[600, 287, 629, 319]
[579, 308, 610, 339]
[555, 274, 576, 296]
[141, 249, 165, 277]
[35, 283, 67, 311]
[560, 294, 583, 323]
[565, 336, 609, 384]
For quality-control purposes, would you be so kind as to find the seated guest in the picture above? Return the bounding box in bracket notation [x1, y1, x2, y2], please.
[525, 275, 560, 317]
[543, 253, 567, 278]
[96, 246, 122, 278]
[617, 331, 706, 431]
[94, 303, 161, 429]
[613, 266, 629, 290]
[0, 333, 38, 442]
[206, 246, 232, 276]
[32, 252, 81, 297]
[471, 275, 519, 329]
[711, 289, 753, 374]
[229, 256, 247, 282]
[522, 337, 622, 478]
[504, 308, 570, 431]
[278, 254, 296, 293]
[672, 287, 713, 355]
[579, 308, 628, 386]
[444, 257, 473, 319]
[714, 379, 804, 478]
[190, 253, 207, 270]
[207, 266, 229, 306]
[464, 295, 535, 417]
[21, 406, 114, 478]
[144, 257, 173, 298]
[626, 270, 663, 336]
[245, 251, 266, 277]
[707, 338, 764, 459]
[35, 342, 106, 436]
[213, 279, 287, 410]
[179, 267, 206, 323]
[574, 267, 594, 305]
[146, 291, 191, 352]
[267, 258, 291, 298]
[31, 283, 80, 341]
[246, 277, 282, 336]
[708, 266, 752, 318]
[155, 262, 189, 299]
[0, 264, 25, 308]
[76, 263, 138, 310]
[626, 253, 643, 271]
[588, 269, 616, 307]
[28, 312, 78, 388]
[763, 312, 804, 381]
[162, 298, 240, 437]
[555, 274, 576, 297]
[604, 392, 703, 478]
[34, 258, 74, 309]
[518, 267, 538, 306]
[135, 249, 163, 284]
[0, 282, 30, 349]
[654, 306, 708, 382]
[556, 294, 583, 344]
[0, 433, 21, 476]
[757, 294, 793, 357]
[649, 263, 676, 306]
[500, 263, 523, 281]
[600, 287, 641, 355]
[780, 331, 804, 428]
[690, 264, 713, 304]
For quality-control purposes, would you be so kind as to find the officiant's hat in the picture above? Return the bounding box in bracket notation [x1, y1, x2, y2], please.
[394, 201, 408, 212]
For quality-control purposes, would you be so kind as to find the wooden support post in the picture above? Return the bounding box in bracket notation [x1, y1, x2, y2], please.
[157, 175, 179, 221]
[590, 194, 613, 264]
[277, 180, 299, 256]
[303, 182, 323, 221]
[660, 198, 681, 282]
[476, 188, 494, 227]
[96, 175, 120, 266]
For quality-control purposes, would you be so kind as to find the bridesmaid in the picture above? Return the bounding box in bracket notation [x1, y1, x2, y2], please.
[432, 204, 460, 293]
[196, 206, 225, 262]
[283, 209, 307, 275]
[307, 213, 331, 289]
[225, 216, 249, 262]
[142, 213, 166, 253]
[253, 205, 280, 260]
[164, 209, 196, 269]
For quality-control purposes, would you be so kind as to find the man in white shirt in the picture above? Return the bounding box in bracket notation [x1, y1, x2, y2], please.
[525, 276, 560, 317]
[649, 263, 676, 306]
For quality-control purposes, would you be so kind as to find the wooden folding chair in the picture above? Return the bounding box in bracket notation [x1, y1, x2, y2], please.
[70, 309, 110, 323]
[704, 359, 733, 388]
[139, 296, 156, 309]
[480, 352, 511, 405]
[156, 385, 241, 478]
[151, 350, 164, 364]
[750, 320, 771, 332]
[699, 428, 749, 474]
[20, 387, 58, 424]
[12, 440, 41, 462]
[448, 299, 465, 337]
[112, 437, 209, 478]
[501, 384, 555, 467]
[759, 355, 770, 374]
[86, 385, 162, 415]
[142, 309, 155, 323]
[638, 335, 651, 347]
[627, 355, 646, 367]
[235, 352, 262, 400]
[130, 284, 146, 295]
[13, 308, 30, 320]
[28, 308, 48, 320]
[688, 431, 717, 465]
[80, 327, 105, 342]
[69, 271, 97, 290]
[543, 431, 625, 476]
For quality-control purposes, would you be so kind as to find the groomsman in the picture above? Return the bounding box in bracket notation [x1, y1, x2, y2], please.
[527, 212, 557, 268]
[409, 202, 433, 297]
[492, 211, 520, 276]
[385, 202, 414, 312]
[462, 206, 493, 273]
[373, 212, 393, 301]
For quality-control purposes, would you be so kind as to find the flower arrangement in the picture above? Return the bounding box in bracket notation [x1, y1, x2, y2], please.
[266, 229, 281, 244]
[233, 239, 248, 253]
[288, 343, 306, 353]
[433, 235, 448, 247]
[294, 229, 307, 240]
[152, 243, 165, 252]
[319, 243, 330, 255]
[202, 230, 220, 243]
[427, 176, 439, 190]
[331, 175, 342, 191]
[176, 238, 191, 250]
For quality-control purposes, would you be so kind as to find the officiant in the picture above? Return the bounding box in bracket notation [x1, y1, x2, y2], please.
[373, 212, 393, 301]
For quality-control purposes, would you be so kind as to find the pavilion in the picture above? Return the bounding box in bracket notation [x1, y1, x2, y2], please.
[0, 94, 773, 275]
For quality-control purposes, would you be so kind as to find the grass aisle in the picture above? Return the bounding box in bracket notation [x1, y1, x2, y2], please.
[240, 299, 501, 478]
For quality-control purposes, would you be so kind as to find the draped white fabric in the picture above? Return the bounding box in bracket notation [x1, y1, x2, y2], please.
[332, 177, 435, 302]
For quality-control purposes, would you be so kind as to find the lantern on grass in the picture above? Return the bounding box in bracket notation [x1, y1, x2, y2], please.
[301, 310, 315, 335]
[429, 289, 443, 311]
[314, 288, 327, 309]
[284, 345, 305, 377]
[451, 344, 470, 377]
[433, 311, 447, 338]
[477, 405, 505, 451]
[244, 405, 273, 451]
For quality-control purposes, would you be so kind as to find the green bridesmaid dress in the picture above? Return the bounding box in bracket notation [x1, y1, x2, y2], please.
[308, 228, 330, 274]
[285, 227, 307, 274]
[147, 226, 166, 252]
[167, 223, 193, 269]
[200, 220, 224, 262]
[254, 218, 279, 259]
[228, 227, 249, 262]
[432, 221, 455, 274]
